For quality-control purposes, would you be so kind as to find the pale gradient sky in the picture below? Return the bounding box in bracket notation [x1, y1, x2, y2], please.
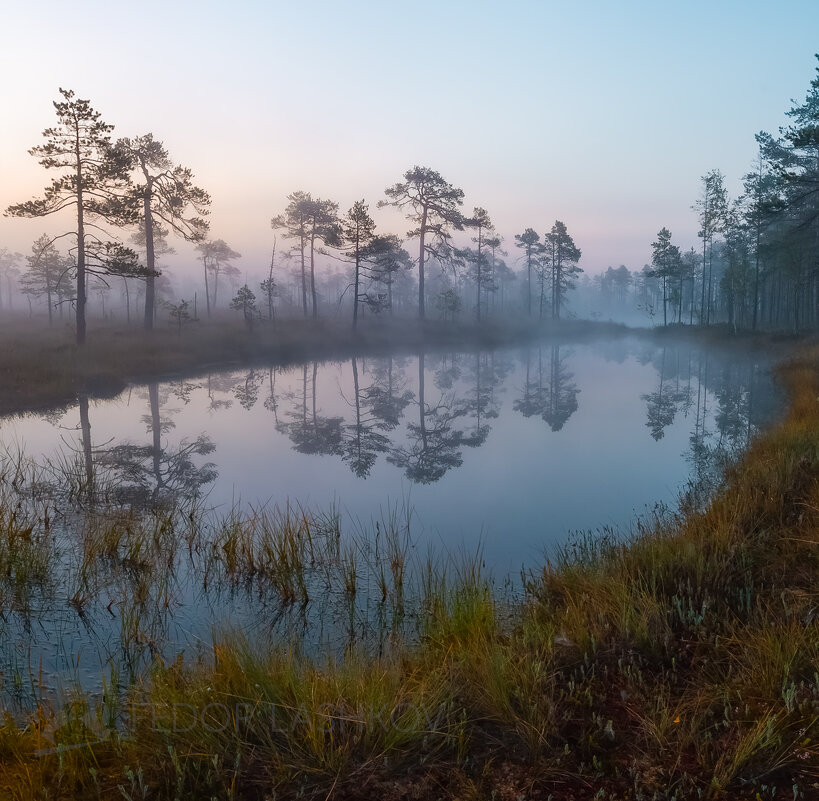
[2, 0, 818, 281]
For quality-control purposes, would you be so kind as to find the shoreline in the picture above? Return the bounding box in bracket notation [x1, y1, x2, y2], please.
[0, 341, 817, 797]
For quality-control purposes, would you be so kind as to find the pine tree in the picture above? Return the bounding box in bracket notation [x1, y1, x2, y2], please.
[196, 239, 241, 314]
[460, 207, 495, 322]
[647, 227, 682, 327]
[543, 221, 582, 319]
[116, 134, 210, 329]
[380, 166, 464, 319]
[230, 284, 258, 329]
[271, 192, 338, 318]
[694, 170, 727, 325]
[515, 228, 543, 317]
[5, 89, 144, 343]
[20, 235, 72, 324]
[340, 200, 377, 329]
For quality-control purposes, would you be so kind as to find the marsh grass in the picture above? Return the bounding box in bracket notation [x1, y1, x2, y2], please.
[1, 347, 819, 798]
[0, 459, 54, 613]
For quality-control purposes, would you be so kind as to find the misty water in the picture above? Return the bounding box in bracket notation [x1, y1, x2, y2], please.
[0, 334, 782, 701]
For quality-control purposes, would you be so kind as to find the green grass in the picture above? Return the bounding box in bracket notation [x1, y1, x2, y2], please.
[1, 343, 819, 798]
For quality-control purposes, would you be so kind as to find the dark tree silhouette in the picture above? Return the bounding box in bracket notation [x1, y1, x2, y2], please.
[20, 235, 72, 325]
[6, 89, 145, 344]
[78, 393, 94, 494]
[543, 221, 582, 320]
[363, 235, 412, 315]
[230, 284, 259, 329]
[340, 357, 391, 477]
[514, 347, 549, 418]
[366, 356, 413, 429]
[277, 364, 344, 456]
[96, 383, 217, 505]
[305, 197, 340, 318]
[339, 200, 377, 329]
[433, 352, 462, 390]
[642, 347, 688, 440]
[272, 193, 338, 318]
[272, 192, 312, 316]
[693, 169, 727, 325]
[116, 134, 210, 330]
[166, 299, 194, 336]
[196, 239, 240, 315]
[0, 250, 23, 314]
[456, 351, 502, 447]
[233, 369, 264, 410]
[261, 237, 278, 321]
[459, 207, 496, 322]
[542, 345, 580, 431]
[513, 345, 579, 431]
[646, 227, 682, 327]
[264, 366, 281, 421]
[380, 166, 464, 319]
[388, 353, 467, 483]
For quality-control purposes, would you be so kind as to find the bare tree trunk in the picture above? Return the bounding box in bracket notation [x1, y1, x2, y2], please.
[149, 382, 163, 497]
[78, 394, 93, 493]
[418, 352, 426, 448]
[351, 356, 362, 461]
[143, 188, 156, 330]
[204, 261, 211, 318]
[76, 139, 87, 345]
[311, 362, 318, 429]
[476, 227, 483, 323]
[689, 269, 695, 325]
[309, 230, 318, 319]
[123, 278, 131, 324]
[706, 247, 714, 326]
[662, 275, 667, 326]
[300, 235, 308, 317]
[700, 233, 707, 324]
[527, 254, 532, 317]
[268, 239, 276, 321]
[418, 207, 427, 320]
[752, 170, 761, 331]
[353, 239, 361, 330]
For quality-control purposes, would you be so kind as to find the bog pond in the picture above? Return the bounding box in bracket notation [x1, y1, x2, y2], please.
[0, 334, 783, 702]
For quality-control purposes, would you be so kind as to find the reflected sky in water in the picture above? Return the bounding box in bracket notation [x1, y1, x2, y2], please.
[1, 335, 781, 571]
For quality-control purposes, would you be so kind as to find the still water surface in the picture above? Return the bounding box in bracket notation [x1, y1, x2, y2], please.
[0, 335, 782, 698]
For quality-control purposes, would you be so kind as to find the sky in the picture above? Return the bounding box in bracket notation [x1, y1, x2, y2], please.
[2, 0, 819, 281]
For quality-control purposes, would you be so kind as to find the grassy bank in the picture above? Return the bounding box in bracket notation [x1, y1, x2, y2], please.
[0, 348, 818, 798]
[0, 315, 633, 415]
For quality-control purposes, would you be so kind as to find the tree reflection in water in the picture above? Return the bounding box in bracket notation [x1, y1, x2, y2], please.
[0, 336, 784, 705]
[513, 344, 579, 432]
[86, 382, 217, 506]
[51, 339, 782, 499]
[388, 352, 469, 484]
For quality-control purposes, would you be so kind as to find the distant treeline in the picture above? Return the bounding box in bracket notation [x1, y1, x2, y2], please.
[2, 56, 819, 340]
[599, 55, 819, 332]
